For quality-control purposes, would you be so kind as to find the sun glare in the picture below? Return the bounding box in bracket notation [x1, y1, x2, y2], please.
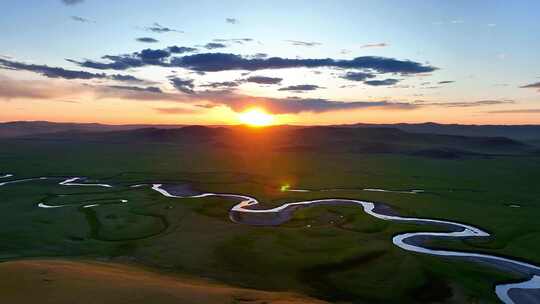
[237, 108, 274, 127]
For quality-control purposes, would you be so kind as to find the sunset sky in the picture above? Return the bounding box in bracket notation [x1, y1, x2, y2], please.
[1, 0, 539, 125]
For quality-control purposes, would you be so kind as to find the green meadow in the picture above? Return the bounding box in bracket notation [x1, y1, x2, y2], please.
[1, 138, 539, 303]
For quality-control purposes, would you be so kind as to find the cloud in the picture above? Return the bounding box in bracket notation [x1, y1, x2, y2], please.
[106, 85, 163, 93]
[169, 77, 195, 94]
[196, 76, 282, 89]
[213, 38, 253, 44]
[0, 75, 185, 103]
[0, 74, 421, 115]
[0, 58, 143, 82]
[486, 109, 540, 114]
[62, 0, 84, 5]
[417, 99, 515, 107]
[71, 16, 94, 23]
[225, 18, 238, 24]
[360, 43, 388, 48]
[200, 81, 240, 88]
[0, 76, 80, 100]
[204, 42, 227, 50]
[341, 71, 376, 81]
[364, 79, 400, 86]
[244, 76, 282, 84]
[136, 37, 159, 43]
[93, 84, 191, 101]
[278, 84, 323, 92]
[285, 40, 322, 47]
[144, 23, 182, 33]
[438, 80, 455, 84]
[196, 91, 417, 114]
[154, 107, 197, 114]
[521, 81, 540, 89]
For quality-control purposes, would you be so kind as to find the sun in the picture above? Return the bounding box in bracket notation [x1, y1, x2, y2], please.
[237, 108, 275, 127]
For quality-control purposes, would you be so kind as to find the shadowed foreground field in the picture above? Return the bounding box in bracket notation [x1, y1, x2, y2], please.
[0, 259, 325, 304]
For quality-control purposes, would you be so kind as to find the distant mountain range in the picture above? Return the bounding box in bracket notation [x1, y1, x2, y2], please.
[4, 121, 537, 159]
[1, 121, 539, 141]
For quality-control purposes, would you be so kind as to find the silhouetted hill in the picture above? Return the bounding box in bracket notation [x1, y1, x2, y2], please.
[344, 122, 540, 141]
[17, 124, 533, 158]
[0, 121, 187, 138]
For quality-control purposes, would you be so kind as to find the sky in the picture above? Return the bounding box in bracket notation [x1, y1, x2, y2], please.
[1, 0, 539, 125]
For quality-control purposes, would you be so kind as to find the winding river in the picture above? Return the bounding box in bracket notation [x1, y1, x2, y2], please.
[152, 183, 540, 304]
[1, 173, 539, 303]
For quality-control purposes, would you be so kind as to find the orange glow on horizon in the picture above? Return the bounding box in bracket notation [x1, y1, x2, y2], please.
[237, 108, 275, 127]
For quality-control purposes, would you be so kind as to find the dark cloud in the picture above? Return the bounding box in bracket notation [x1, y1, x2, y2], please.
[136, 37, 159, 43]
[139, 48, 170, 61]
[106, 85, 163, 93]
[361, 43, 388, 48]
[341, 71, 376, 81]
[72, 51, 436, 75]
[200, 81, 240, 88]
[438, 80, 455, 84]
[285, 40, 322, 47]
[109, 74, 143, 82]
[486, 109, 540, 114]
[250, 53, 268, 59]
[154, 107, 197, 114]
[71, 16, 94, 23]
[278, 84, 323, 92]
[167, 46, 198, 54]
[204, 42, 227, 50]
[68, 46, 197, 70]
[521, 81, 540, 89]
[225, 18, 238, 24]
[144, 22, 182, 33]
[245, 76, 282, 84]
[364, 79, 400, 86]
[170, 53, 437, 73]
[196, 103, 220, 109]
[0, 58, 142, 82]
[169, 77, 195, 94]
[62, 0, 84, 5]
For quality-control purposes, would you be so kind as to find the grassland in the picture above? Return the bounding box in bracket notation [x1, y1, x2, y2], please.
[1, 134, 539, 303]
